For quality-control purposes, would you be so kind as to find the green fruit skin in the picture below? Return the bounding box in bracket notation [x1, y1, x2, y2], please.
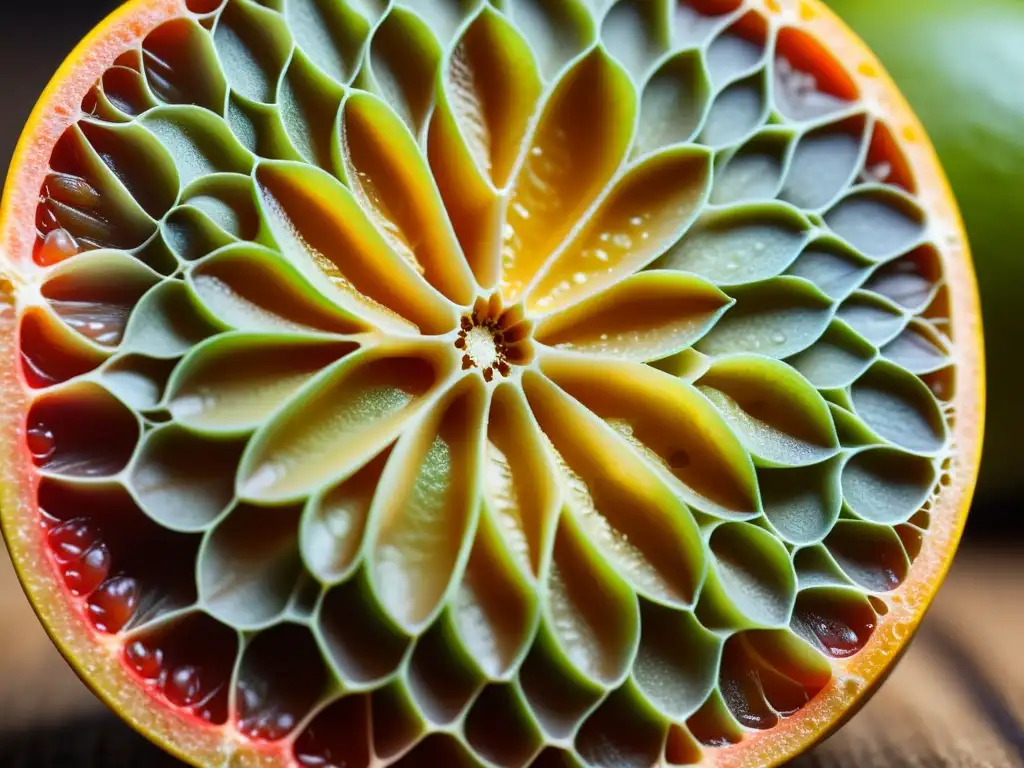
[827, 0, 1024, 501]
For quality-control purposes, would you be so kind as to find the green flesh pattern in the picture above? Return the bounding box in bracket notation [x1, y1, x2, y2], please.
[17, 0, 958, 765]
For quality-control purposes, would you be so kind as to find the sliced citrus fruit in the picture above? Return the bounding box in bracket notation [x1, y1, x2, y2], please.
[0, 1, 983, 767]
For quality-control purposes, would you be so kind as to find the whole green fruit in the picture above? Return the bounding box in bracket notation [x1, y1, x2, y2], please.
[827, 0, 1024, 501]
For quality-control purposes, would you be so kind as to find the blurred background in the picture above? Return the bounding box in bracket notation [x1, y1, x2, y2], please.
[0, 1, 1021, 766]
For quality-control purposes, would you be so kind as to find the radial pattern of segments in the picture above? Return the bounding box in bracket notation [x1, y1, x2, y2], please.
[19, 0, 958, 765]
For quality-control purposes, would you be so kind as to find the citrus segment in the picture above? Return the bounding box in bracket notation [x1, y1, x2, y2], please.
[0, 1, 982, 767]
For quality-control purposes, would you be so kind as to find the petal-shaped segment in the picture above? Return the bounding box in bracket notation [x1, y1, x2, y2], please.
[534, 271, 731, 362]
[788, 320, 876, 390]
[452, 502, 539, 678]
[780, 114, 869, 210]
[142, 17, 228, 112]
[301, 449, 390, 585]
[787, 240, 873, 300]
[213, 0, 291, 104]
[654, 202, 812, 287]
[166, 334, 357, 435]
[841, 447, 936, 525]
[575, 683, 669, 768]
[129, 424, 243, 532]
[700, 72, 769, 149]
[500, 49, 636, 303]
[825, 520, 910, 593]
[255, 160, 456, 335]
[395, 0, 480, 46]
[237, 342, 455, 503]
[601, 0, 672, 79]
[187, 244, 371, 335]
[633, 601, 722, 720]
[697, 355, 840, 467]
[429, 8, 543, 286]
[279, 50, 345, 171]
[524, 372, 703, 606]
[696, 276, 834, 359]
[710, 130, 790, 205]
[759, 459, 843, 545]
[882, 320, 950, 375]
[198, 503, 303, 628]
[527, 147, 714, 314]
[698, 522, 797, 630]
[503, 0, 596, 80]
[340, 93, 476, 305]
[542, 512, 640, 686]
[140, 106, 253, 189]
[850, 360, 947, 455]
[368, 377, 487, 632]
[42, 249, 161, 348]
[540, 355, 759, 518]
[483, 384, 561, 581]
[636, 50, 711, 155]
[838, 291, 908, 347]
[286, 0, 369, 84]
[864, 246, 942, 312]
[443, 8, 543, 190]
[365, 7, 442, 138]
[119, 281, 219, 359]
[825, 188, 925, 261]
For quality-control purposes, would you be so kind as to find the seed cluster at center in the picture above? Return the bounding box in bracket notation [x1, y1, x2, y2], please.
[455, 295, 535, 382]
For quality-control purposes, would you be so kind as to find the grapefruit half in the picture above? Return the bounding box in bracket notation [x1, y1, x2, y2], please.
[0, 0, 984, 767]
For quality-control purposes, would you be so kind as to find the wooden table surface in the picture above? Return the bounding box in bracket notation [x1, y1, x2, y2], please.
[1, 549, 1021, 767]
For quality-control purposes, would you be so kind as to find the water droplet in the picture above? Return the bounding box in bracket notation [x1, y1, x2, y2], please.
[572, 272, 587, 285]
[770, 331, 787, 345]
[629, 216, 645, 227]
[27, 423, 56, 463]
[754, 241, 766, 253]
